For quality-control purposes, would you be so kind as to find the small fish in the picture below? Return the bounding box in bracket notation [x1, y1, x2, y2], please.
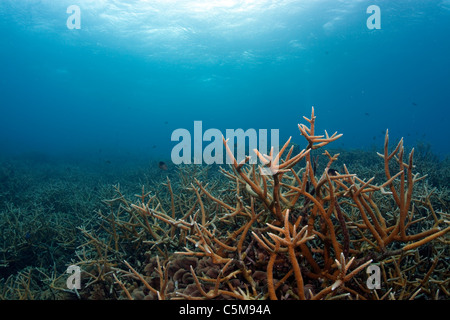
[412, 102, 417, 106]
[159, 161, 168, 170]
[328, 168, 339, 176]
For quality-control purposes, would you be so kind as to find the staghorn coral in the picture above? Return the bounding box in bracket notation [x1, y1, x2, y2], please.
[60, 108, 450, 300]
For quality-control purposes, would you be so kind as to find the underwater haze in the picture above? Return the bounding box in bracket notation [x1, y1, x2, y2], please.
[1, 0, 449, 161]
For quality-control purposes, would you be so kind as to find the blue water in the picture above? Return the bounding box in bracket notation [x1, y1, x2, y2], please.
[1, 0, 449, 161]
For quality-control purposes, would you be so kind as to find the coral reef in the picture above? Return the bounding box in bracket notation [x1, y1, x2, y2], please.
[0, 108, 448, 300]
[69, 108, 450, 300]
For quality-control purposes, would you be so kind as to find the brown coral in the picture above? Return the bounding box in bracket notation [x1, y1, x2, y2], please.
[72, 107, 449, 301]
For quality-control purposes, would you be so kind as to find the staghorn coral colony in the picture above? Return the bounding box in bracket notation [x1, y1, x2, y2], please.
[1, 108, 449, 300]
